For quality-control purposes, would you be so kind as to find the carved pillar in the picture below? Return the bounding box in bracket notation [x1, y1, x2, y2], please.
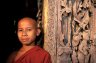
[43, 0, 57, 63]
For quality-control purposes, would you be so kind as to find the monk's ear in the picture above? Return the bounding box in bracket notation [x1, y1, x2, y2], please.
[36, 28, 41, 36]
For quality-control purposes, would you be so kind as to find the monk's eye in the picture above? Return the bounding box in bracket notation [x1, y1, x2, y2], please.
[27, 28, 32, 31]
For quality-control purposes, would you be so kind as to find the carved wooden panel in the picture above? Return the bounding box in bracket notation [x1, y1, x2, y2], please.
[42, 0, 96, 63]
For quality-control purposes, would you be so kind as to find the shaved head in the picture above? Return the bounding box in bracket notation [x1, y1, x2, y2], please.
[18, 17, 37, 29]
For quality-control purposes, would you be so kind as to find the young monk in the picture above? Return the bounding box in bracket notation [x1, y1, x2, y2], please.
[7, 17, 52, 63]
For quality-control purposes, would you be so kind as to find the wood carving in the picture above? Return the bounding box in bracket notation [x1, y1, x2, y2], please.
[42, 0, 96, 63]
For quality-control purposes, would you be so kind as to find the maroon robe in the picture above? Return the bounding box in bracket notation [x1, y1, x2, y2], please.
[8, 46, 52, 63]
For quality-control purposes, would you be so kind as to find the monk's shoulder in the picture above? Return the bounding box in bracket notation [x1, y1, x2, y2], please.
[36, 46, 50, 56]
[7, 51, 17, 63]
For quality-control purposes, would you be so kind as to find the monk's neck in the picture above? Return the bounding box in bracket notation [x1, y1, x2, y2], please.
[20, 45, 35, 51]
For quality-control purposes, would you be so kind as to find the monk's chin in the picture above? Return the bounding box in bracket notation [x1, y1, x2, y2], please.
[21, 42, 34, 46]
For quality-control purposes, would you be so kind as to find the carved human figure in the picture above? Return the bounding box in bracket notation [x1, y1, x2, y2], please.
[58, 33, 72, 63]
[79, 11, 89, 30]
[72, 32, 81, 63]
[89, 33, 96, 63]
[74, 10, 89, 31]
[58, 46, 72, 63]
[78, 30, 90, 63]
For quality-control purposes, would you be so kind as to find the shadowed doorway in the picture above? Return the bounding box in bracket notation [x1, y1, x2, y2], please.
[0, 0, 38, 63]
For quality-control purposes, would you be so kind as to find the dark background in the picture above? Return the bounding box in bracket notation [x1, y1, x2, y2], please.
[0, 0, 38, 63]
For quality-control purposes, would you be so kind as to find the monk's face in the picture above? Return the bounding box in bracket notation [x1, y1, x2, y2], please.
[17, 17, 38, 45]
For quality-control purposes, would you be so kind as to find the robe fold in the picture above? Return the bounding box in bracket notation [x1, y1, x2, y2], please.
[7, 46, 52, 63]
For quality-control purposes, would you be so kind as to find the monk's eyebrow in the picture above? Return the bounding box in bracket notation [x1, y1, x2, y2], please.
[18, 28, 23, 30]
[18, 28, 22, 29]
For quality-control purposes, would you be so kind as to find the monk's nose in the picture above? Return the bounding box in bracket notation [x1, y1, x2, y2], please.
[22, 31, 27, 36]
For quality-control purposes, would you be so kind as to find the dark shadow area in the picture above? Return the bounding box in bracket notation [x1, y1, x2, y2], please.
[0, 0, 39, 63]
